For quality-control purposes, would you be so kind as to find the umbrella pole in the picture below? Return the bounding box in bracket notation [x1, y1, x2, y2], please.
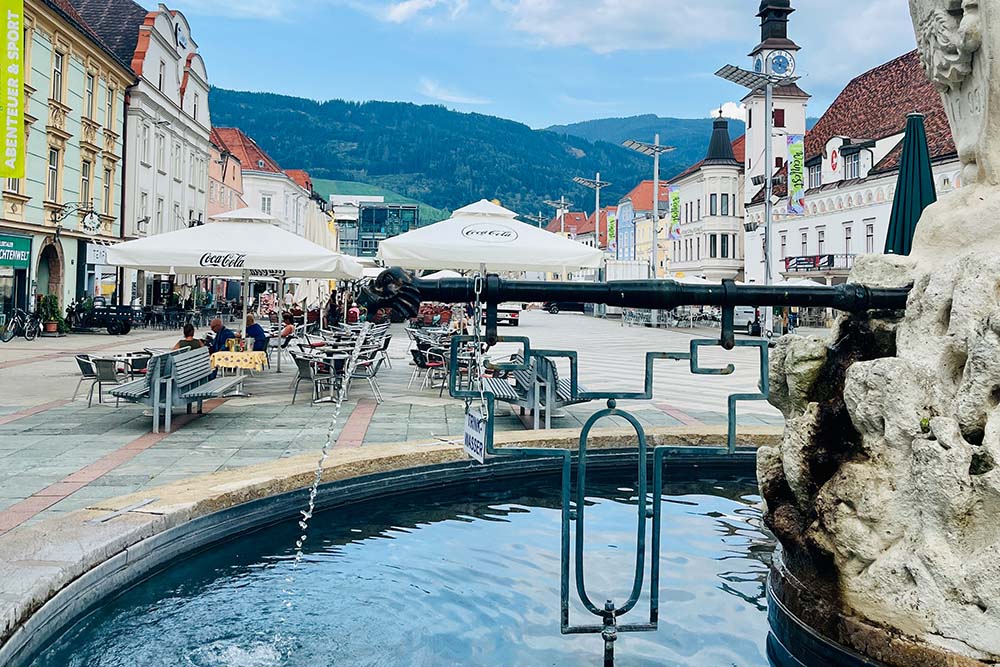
[241, 269, 250, 350]
[277, 276, 285, 373]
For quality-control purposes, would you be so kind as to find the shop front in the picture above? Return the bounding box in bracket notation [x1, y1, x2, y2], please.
[0, 233, 31, 326]
[77, 242, 119, 303]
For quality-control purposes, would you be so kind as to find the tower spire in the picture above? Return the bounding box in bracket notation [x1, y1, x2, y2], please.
[750, 0, 799, 56]
[703, 117, 738, 166]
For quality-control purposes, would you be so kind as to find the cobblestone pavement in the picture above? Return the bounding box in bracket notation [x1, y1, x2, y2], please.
[0, 310, 793, 530]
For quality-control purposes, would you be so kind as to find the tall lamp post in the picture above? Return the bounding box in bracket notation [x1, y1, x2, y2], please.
[623, 135, 676, 278]
[715, 62, 799, 337]
[543, 196, 573, 234]
[573, 173, 611, 317]
[523, 212, 548, 228]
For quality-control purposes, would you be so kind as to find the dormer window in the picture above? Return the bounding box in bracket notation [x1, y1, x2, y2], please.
[257, 159, 265, 168]
[845, 152, 860, 179]
[808, 163, 821, 189]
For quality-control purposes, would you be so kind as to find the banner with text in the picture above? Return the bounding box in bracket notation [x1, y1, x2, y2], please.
[0, 0, 23, 179]
[786, 134, 805, 216]
[668, 186, 682, 240]
[606, 211, 617, 256]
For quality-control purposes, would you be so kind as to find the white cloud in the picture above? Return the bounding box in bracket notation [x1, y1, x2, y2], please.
[490, 0, 747, 54]
[712, 102, 745, 122]
[381, 0, 468, 23]
[419, 78, 491, 105]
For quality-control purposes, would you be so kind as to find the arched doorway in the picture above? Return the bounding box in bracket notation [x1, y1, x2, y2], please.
[36, 237, 64, 299]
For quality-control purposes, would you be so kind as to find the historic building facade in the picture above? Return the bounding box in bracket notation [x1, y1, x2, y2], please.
[0, 0, 133, 323]
[667, 119, 746, 281]
[207, 127, 246, 219]
[72, 0, 211, 303]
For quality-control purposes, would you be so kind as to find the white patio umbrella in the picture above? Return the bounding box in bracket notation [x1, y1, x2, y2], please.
[105, 207, 363, 370]
[376, 199, 603, 273]
[422, 269, 462, 280]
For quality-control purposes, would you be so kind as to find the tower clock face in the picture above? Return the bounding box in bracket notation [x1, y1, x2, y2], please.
[768, 50, 795, 76]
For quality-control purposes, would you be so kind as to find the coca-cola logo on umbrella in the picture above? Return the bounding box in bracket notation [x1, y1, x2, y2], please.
[461, 223, 518, 243]
[200, 252, 246, 268]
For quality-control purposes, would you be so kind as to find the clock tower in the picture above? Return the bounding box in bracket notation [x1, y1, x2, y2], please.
[742, 0, 810, 204]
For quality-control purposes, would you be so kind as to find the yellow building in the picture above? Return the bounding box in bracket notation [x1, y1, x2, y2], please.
[635, 217, 670, 278]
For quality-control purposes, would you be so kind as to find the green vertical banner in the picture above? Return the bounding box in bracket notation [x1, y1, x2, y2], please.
[0, 0, 23, 179]
[668, 186, 681, 240]
[787, 134, 805, 216]
[606, 210, 617, 257]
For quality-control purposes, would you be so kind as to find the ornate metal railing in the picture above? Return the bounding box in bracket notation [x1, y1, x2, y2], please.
[363, 272, 909, 666]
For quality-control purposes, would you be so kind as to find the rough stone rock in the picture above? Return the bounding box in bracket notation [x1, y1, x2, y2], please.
[762, 251, 1000, 662]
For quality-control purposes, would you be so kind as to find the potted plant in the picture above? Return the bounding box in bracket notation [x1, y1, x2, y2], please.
[39, 294, 64, 334]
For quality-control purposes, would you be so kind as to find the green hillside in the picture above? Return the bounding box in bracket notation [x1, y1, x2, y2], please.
[311, 178, 451, 224]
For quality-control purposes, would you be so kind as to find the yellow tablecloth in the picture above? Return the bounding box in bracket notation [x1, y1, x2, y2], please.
[210, 351, 268, 372]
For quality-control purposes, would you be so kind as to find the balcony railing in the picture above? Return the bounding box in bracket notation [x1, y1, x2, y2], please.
[783, 253, 856, 273]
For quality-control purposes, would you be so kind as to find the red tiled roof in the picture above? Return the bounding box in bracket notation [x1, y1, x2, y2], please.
[212, 127, 283, 174]
[578, 207, 616, 247]
[546, 211, 588, 234]
[751, 50, 957, 204]
[284, 169, 313, 193]
[619, 180, 671, 211]
[669, 135, 746, 183]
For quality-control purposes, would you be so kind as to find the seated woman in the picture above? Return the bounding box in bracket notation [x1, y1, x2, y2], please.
[173, 323, 203, 351]
[279, 313, 296, 340]
[244, 315, 269, 352]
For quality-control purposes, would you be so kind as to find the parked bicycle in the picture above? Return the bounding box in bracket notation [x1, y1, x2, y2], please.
[0, 308, 41, 342]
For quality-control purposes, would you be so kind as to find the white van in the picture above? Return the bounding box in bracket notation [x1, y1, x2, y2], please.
[733, 306, 760, 334]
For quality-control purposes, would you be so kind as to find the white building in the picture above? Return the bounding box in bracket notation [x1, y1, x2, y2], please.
[743, 50, 960, 290]
[214, 127, 311, 237]
[73, 0, 211, 304]
[667, 118, 747, 281]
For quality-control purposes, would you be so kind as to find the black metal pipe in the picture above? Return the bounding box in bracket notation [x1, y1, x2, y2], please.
[412, 277, 909, 313]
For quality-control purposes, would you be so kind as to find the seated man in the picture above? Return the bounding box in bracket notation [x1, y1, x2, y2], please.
[207, 318, 235, 354]
[244, 315, 268, 352]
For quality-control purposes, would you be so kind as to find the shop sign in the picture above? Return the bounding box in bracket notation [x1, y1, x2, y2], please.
[787, 134, 806, 216]
[86, 243, 108, 266]
[0, 0, 24, 179]
[0, 233, 29, 268]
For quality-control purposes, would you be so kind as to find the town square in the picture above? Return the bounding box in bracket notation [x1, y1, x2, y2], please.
[1, 1, 998, 666]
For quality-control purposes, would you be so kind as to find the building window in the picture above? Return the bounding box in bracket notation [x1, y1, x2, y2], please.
[209, 181, 215, 202]
[800, 231, 808, 255]
[85, 73, 95, 118]
[156, 134, 165, 171]
[158, 61, 165, 91]
[106, 86, 115, 127]
[865, 222, 875, 253]
[697, 199, 701, 220]
[775, 157, 784, 170]
[189, 152, 196, 184]
[845, 226, 853, 255]
[721, 193, 730, 216]
[808, 164, 821, 189]
[173, 202, 181, 228]
[81, 160, 92, 204]
[6, 177, 19, 193]
[103, 168, 112, 214]
[51, 51, 64, 102]
[46, 148, 60, 202]
[696, 237, 701, 260]
[732, 234, 738, 258]
[747, 108, 752, 129]
[721, 234, 729, 258]
[780, 234, 787, 259]
[193, 92, 199, 121]
[773, 108, 785, 128]
[845, 153, 860, 179]
[261, 194, 272, 215]
[709, 234, 718, 258]
[140, 192, 148, 223]
[173, 143, 181, 175]
[156, 198, 164, 234]
[710, 194, 718, 216]
[817, 229, 826, 254]
[141, 124, 150, 164]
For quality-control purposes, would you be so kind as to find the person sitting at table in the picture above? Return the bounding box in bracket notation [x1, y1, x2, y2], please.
[279, 313, 296, 340]
[244, 315, 268, 352]
[207, 318, 235, 354]
[172, 323, 203, 351]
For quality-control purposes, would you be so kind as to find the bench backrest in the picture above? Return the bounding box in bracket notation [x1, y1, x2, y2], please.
[169, 347, 213, 389]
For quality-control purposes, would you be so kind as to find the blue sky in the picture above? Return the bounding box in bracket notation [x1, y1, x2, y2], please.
[161, 0, 919, 129]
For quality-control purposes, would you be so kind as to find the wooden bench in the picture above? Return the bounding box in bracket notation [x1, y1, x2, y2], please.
[160, 347, 244, 432]
[111, 353, 175, 431]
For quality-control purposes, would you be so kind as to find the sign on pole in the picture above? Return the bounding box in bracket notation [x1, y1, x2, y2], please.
[787, 134, 806, 216]
[606, 211, 617, 257]
[0, 0, 24, 179]
[463, 408, 486, 463]
[668, 186, 681, 240]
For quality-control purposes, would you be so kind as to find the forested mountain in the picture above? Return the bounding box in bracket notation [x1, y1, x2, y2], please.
[208, 89, 718, 215]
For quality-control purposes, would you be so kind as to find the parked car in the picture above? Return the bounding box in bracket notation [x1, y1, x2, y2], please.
[482, 302, 522, 326]
[733, 306, 761, 335]
[544, 301, 586, 315]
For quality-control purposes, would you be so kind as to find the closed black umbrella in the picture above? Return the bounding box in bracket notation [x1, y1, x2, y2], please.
[884, 113, 937, 256]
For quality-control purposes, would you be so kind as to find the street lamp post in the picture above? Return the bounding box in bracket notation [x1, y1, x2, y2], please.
[543, 196, 573, 234]
[573, 173, 611, 317]
[715, 62, 799, 338]
[524, 211, 548, 228]
[623, 135, 676, 278]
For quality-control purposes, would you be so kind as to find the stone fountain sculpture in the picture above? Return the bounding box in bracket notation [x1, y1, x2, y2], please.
[760, 1, 1000, 664]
